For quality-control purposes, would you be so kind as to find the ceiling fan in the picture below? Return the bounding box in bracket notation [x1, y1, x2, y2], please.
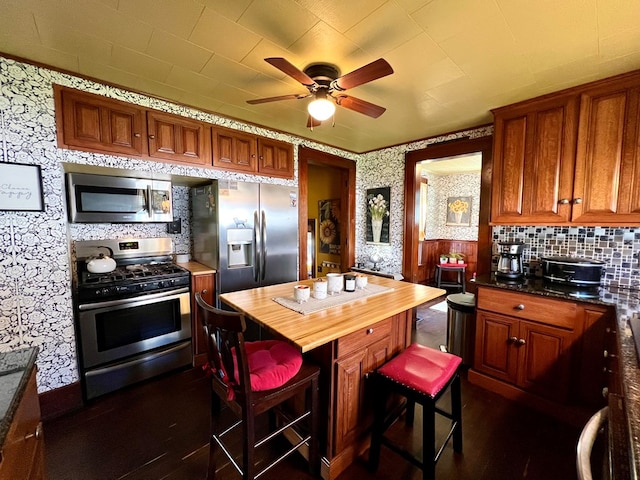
[247, 57, 394, 128]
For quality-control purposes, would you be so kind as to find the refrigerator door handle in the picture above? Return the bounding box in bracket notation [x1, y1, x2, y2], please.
[253, 210, 260, 282]
[261, 210, 267, 281]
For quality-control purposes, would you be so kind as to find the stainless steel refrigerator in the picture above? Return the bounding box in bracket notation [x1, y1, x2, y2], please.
[191, 180, 298, 304]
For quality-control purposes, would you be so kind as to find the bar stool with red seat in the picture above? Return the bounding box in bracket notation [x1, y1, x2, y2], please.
[369, 343, 463, 480]
[195, 292, 320, 480]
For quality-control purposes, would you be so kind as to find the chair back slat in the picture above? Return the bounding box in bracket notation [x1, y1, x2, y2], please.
[195, 292, 252, 402]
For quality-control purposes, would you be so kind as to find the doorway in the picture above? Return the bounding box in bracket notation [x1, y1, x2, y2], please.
[402, 137, 493, 284]
[298, 146, 356, 280]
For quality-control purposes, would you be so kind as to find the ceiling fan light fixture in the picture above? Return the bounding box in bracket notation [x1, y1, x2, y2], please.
[307, 96, 335, 121]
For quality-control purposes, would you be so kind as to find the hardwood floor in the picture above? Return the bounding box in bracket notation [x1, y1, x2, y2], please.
[44, 299, 581, 479]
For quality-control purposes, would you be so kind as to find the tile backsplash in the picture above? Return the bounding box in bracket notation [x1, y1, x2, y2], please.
[493, 226, 640, 288]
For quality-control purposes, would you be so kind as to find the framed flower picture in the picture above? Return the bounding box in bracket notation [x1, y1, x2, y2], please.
[446, 196, 471, 226]
[366, 187, 390, 245]
[318, 199, 340, 254]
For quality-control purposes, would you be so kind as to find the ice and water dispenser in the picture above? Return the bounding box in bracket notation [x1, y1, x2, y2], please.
[226, 228, 253, 268]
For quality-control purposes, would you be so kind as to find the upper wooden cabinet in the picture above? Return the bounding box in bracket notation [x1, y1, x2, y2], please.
[572, 76, 640, 223]
[57, 86, 147, 157]
[257, 137, 295, 179]
[212, 127, 294, 179]
[55, 86, 294, 178]
[491, 69, 640, 225]
[147, 111, 210, 165]
[491, 95, 579, 224]
[212, 127, 257, 173]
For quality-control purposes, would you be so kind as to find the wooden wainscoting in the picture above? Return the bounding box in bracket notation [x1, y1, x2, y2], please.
[417, 239, 478, 286]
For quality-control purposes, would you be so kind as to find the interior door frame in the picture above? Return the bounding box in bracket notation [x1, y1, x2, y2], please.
[298, 146, 356, 280]
[402, 136, 494, 283]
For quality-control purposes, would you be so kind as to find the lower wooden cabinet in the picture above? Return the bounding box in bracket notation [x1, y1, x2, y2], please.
[331, 312, 409, 459]
[190, 272, 215, 367]
[0, 368, 45, 480]
[471, 286, 611, 421]
[334, 318, 393, 453]
[475, 310, 575, 402]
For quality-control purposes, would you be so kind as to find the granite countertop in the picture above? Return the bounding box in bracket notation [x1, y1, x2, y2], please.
[474, 274, 640, 477]
[0, 347, 39, 447]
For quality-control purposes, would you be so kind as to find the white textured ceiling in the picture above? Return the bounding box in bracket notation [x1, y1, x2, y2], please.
[1, 0, 639, 153]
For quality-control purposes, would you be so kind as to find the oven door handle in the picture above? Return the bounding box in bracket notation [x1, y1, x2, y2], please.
[78, 287, 190, 311]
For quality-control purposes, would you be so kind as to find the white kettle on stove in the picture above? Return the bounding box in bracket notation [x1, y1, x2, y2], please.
[86, 247, 116, 274]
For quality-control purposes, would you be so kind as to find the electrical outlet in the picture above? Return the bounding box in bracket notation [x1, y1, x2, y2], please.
[317, 266, 322, 273]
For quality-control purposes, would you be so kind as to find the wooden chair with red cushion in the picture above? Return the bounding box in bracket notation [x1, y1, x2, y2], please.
[195, 292, 320, 480]
[369, 343, 463, 480]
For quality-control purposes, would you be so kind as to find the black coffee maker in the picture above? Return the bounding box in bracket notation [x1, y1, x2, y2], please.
[496, 242, 526, 279]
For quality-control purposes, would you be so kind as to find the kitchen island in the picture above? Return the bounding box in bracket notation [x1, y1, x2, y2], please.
[220, 276, 445, 480]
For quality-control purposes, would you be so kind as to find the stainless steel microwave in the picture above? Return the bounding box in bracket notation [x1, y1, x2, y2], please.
[66, 173, 173, 223]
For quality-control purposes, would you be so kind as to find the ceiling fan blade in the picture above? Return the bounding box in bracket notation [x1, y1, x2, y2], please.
[247, 93, 310, 105]
[307, 115, 322, 128]
[334, 95, 386, 118]
[332, 59, 393, 91]
[265, 57, 317, 87]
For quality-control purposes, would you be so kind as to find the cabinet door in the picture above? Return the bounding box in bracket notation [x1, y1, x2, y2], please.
[147, 111, 210, 165]
[491, 95, 578, 224]
[212, 127, 257, 173]
[474, 310, 519, 383]
[517, 320, 574, 403]
[573, 74, 640, 224]
[334, 348, 366, 454]
[191, 273, 215, 366]
[333, 333, 391, 456]
[257, 138, 294, 178]
[578, 306, 611, 405]
[0, 369, 44, 480]
[59, 87, 146, 156]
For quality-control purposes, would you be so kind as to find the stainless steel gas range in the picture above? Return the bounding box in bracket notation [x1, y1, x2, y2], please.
[73, 238, 192, 400]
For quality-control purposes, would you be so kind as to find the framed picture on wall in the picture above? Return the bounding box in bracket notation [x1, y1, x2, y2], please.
[446, 196, 471, 226]
[366, 187, 390, 245]
[0, 162, 45, 212]
[318, 199, 341, 255]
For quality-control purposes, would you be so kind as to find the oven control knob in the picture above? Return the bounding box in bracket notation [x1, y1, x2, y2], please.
[137, 284, 146, 291]
[157, 281, 165, 288]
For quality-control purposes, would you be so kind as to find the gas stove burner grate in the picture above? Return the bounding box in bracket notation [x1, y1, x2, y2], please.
[79, 262, 189, 287]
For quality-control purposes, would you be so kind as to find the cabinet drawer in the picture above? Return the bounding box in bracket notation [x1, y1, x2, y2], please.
[477, 288, 577, 329]
[337, 318, 392, 358]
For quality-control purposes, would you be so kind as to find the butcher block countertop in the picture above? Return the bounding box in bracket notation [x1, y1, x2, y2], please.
[176, 261, 215, 275]
[219, 277, 445, 353]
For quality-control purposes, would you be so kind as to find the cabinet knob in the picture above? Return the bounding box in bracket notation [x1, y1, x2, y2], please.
[602, 387, 609, 398]
[559, 198, 570, 204]
[573, 198, 583, 204]
[24, 423, 42, 441]
[603, 350, 616, 358]
[134, 133, 141, 138]
[508, 336, 518, 344]
[201, 289, 207, 295]
[149, 134, 155, 139]
[366, 328, 374, 335]
[515, 304, 525, 310]
[517, 338, 526, 346]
